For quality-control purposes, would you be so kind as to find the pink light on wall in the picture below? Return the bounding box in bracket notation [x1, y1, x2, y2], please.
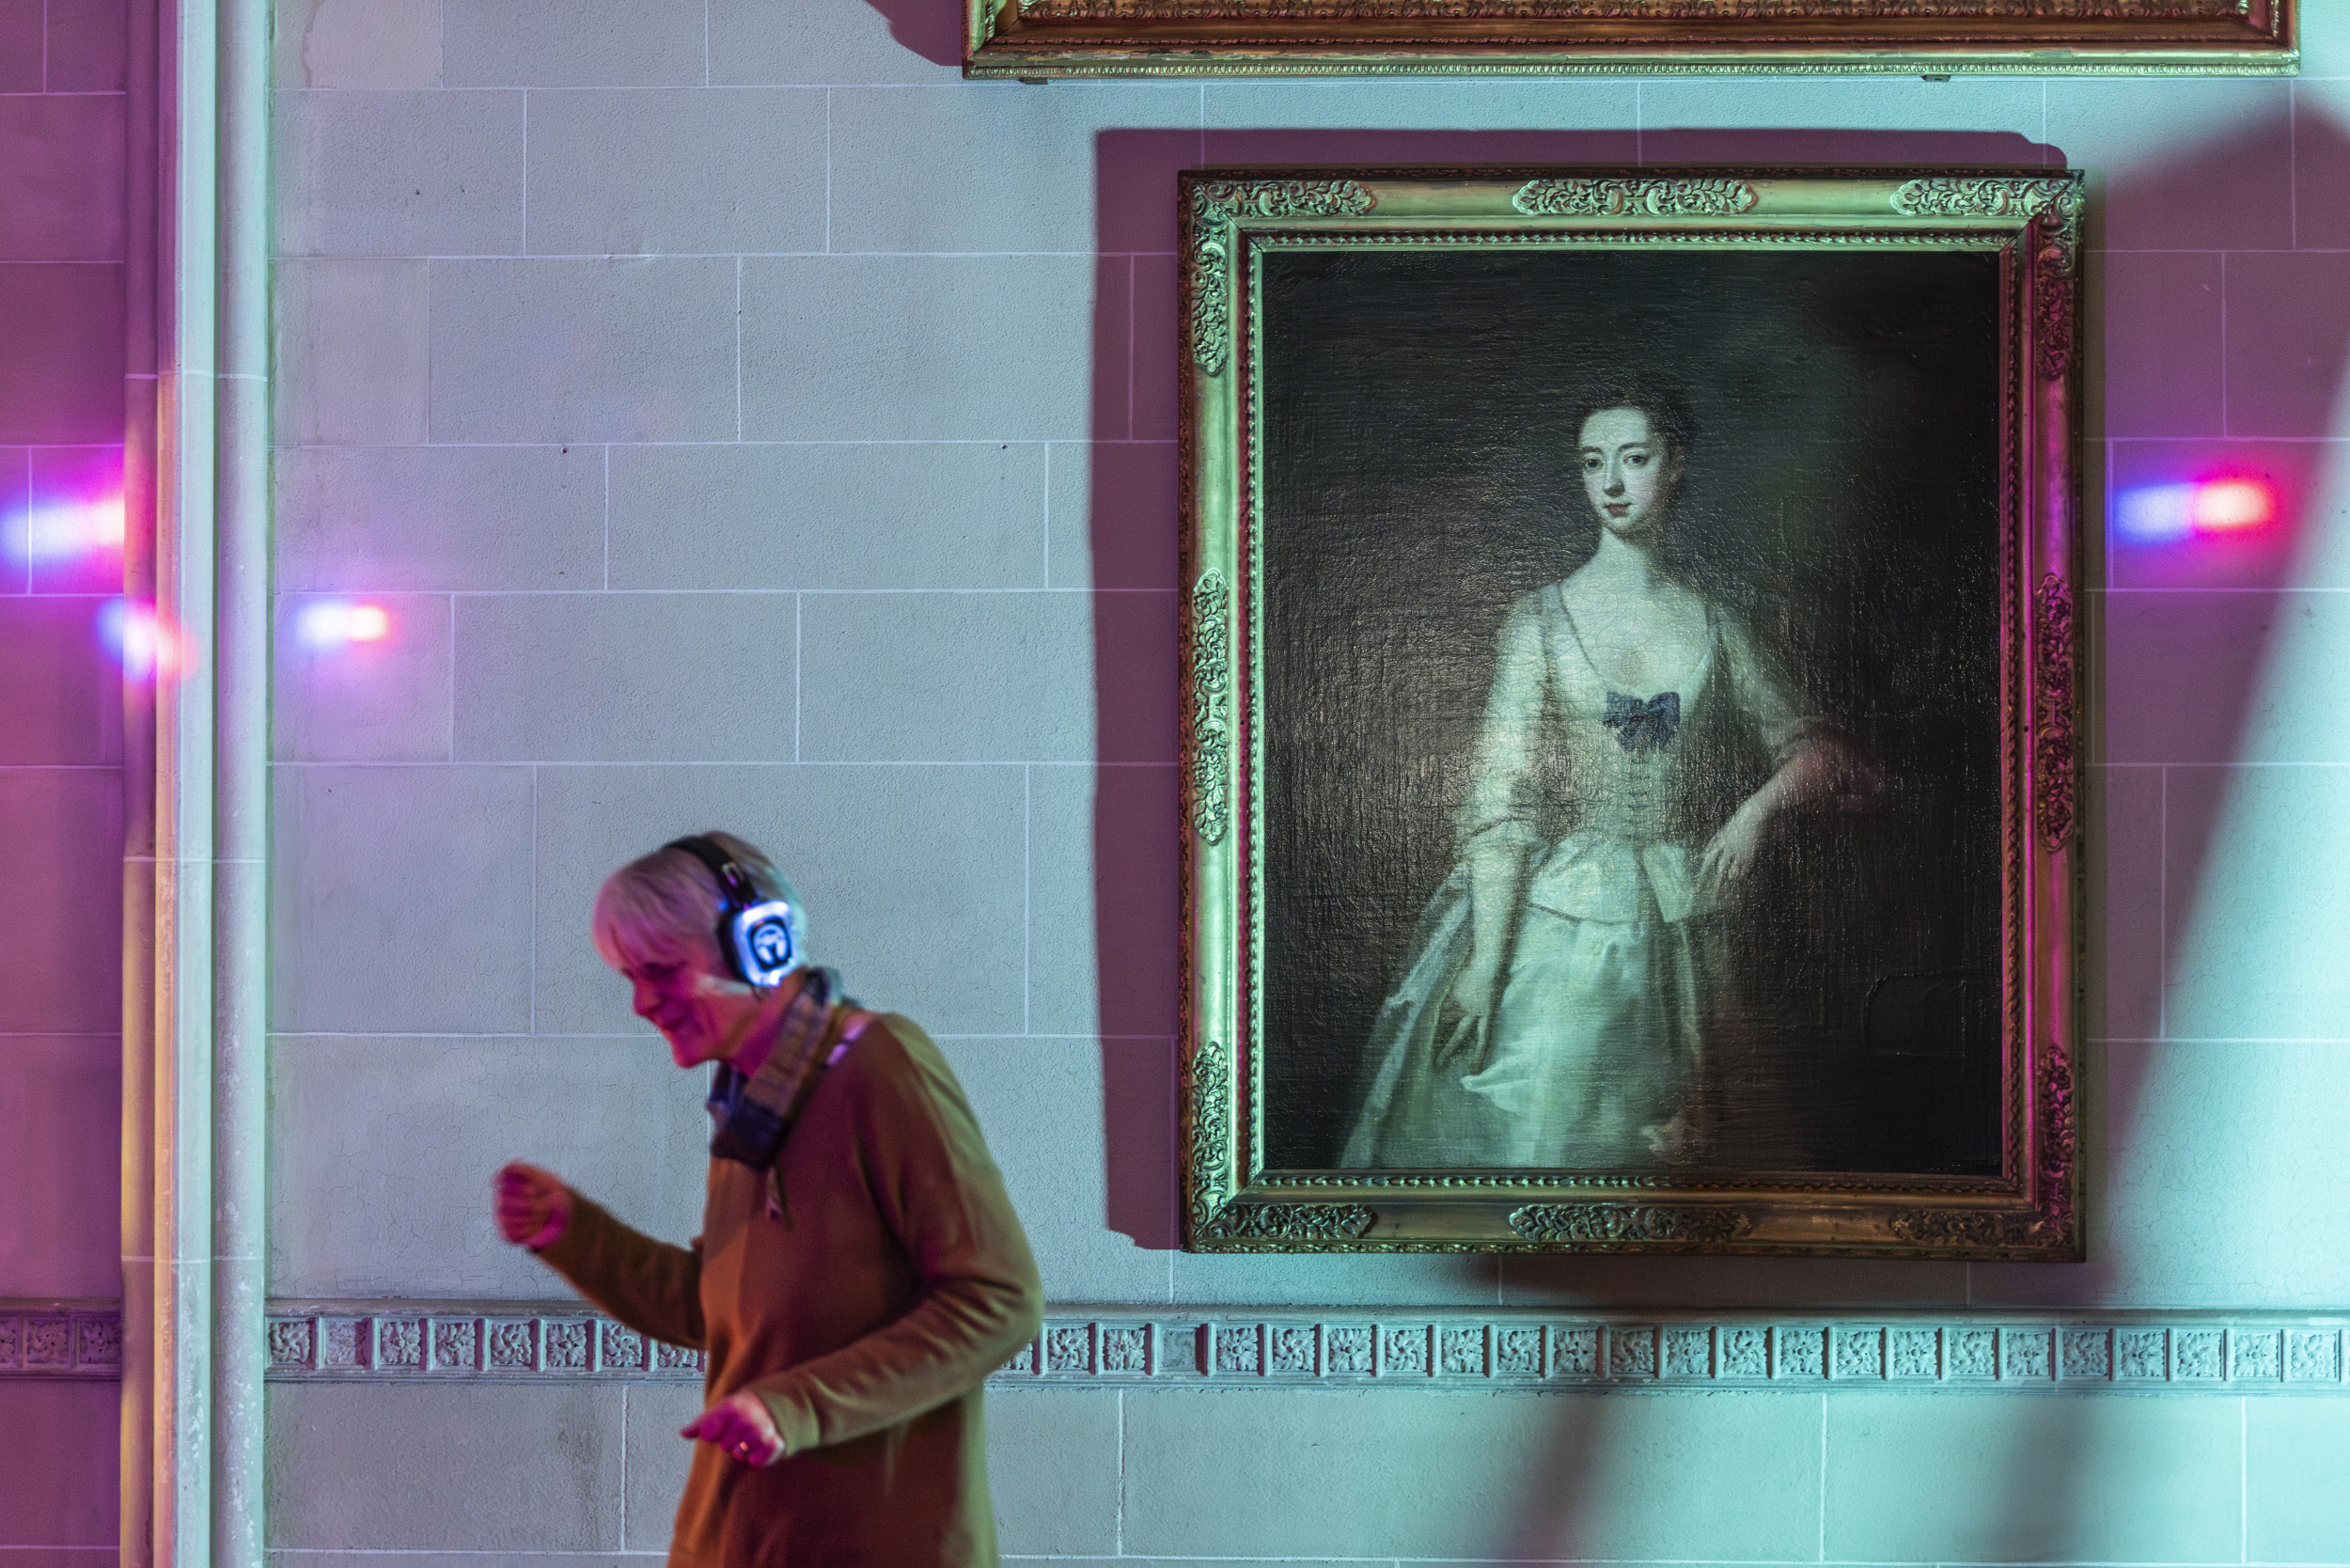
[2110, 442, 2311, 592]
[9, 487, 124, 568]
[2115, 476, 2278, 543]
[2190, 478, 2275, 531]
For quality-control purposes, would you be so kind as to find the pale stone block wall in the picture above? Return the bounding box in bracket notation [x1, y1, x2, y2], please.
[254, 0, 2350, 1559]
[0, 0, 129, 1560]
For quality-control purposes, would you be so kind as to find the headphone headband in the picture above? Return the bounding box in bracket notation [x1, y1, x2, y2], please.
[665, 835, 756, 905]
[662, 835, 802, 988]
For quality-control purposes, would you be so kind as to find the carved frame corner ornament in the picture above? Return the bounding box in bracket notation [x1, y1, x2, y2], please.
[1178, 167, 2086, 1261]
[1183, 1037, 1234, 1240]
[1890, 174, 2084, 382]
[1201, 1202, 1380, 1243]
[1184, 180, 1376, 377]
[967, 0, 2295, 76]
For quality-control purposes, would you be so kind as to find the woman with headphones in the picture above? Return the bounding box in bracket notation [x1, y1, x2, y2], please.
[494, 832, 1042, 1567]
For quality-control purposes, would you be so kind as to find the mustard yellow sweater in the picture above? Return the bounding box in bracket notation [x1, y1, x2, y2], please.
[539, 1012, 1043, 1567]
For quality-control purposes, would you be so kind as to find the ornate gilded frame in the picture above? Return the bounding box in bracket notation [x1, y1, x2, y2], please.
[1178, 167, 2084, 1260]
[968, 0, 2293, 76]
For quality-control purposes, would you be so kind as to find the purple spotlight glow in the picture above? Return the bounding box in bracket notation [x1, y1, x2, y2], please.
[296, 600, 392, 648]
[2116, 477, 2279, 545]
[2117, 483, 2195, 542]
[100, 598, 184, 681]
[11, 490, 125, 566]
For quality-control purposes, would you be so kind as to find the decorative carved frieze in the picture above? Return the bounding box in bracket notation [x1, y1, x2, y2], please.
[18, 1303, 2336, 1393]
[1512, 176, 1756, 217]
[1509, 1202, 1754, 1245]
[0, 1308, 2276, 1393]
[0, 1310, 121, 1376]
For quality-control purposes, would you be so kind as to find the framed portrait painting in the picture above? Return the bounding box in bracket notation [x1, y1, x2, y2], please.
[1178, 167, 2085, 1260]
[966, 0, 2295, 76]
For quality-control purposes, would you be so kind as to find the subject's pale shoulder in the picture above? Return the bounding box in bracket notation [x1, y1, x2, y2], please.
[1508, 582, 1562, 622]
[1707, 598, 1762, 646]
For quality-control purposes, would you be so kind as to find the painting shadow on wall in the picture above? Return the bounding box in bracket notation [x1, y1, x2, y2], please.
[854, 0, 963, 66]
[1980, 102, 2350, 1567]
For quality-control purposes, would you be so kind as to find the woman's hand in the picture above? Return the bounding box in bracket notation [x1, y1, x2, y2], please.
[493, 1161, 572, 1250]
[1436, 955, 1503, 1068]
[1452, 955, 1502, 1022]
[1698, 808, 1767, 904]
[682, 1389, 786, 1466]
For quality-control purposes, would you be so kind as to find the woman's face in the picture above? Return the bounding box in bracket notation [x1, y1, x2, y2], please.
[1577, 406, 1682, 541]
[619, 949, 760, 1069]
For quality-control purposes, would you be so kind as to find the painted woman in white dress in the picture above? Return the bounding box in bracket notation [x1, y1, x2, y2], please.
[1343, 383, 1871, 1170]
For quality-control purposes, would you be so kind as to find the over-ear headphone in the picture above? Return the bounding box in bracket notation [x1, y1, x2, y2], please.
[663, 835, 803, 988]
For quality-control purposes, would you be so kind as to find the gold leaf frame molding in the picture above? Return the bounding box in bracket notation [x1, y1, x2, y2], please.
[967, 0, 2293, 76]
[1177, 166, 2086, 1261]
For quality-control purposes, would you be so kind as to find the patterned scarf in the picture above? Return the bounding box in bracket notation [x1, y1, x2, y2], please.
[706, 966, 850, 1169]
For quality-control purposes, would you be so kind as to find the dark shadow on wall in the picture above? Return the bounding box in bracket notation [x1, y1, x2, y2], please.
[2057, 106, 2350, 1292]
[1969, 104, 2350, 1565]
[856, 0, 964, 67]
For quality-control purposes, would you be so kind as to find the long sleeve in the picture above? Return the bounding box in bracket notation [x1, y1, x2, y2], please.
[1453, 589, 1552, 853]
[534, 1190, 708, 1350]
[1717, 610, 1823, 765]
[747, 1021, 1042, 1455]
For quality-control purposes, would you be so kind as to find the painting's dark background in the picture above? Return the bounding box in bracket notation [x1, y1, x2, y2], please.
[1258, 244, 2006, 1177]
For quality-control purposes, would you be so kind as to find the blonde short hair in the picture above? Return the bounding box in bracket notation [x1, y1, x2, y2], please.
[590, 831, 802, 975]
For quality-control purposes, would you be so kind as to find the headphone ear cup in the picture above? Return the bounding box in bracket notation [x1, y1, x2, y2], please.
[728, 902, 800, 987]
[746, 916, 792, 974]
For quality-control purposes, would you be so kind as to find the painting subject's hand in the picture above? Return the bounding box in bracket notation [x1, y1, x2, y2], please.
[1698, 808, 1766, 903]
[1437, 956, 1502, 1069]
[682, 1389, 786, 1466]
[493, 1161, 572, 1250]
[1452, 956, 1501, 1020]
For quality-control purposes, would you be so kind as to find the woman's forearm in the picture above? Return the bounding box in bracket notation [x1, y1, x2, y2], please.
[1464, 839, 1528, 977]
[1737, 735, 1872, 827]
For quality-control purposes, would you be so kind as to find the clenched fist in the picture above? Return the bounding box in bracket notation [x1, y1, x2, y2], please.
[682, 1388, 786, 1466]
[493, 1161, 572, 1250]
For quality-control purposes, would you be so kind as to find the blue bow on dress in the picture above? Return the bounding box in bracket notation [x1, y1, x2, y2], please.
[1603, 690, 1681, 759]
